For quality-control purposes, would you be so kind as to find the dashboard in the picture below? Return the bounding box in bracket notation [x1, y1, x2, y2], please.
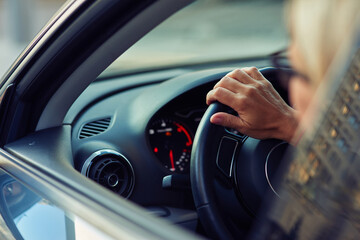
[67, 59, 286, 229]
[70, 69, 221, 207]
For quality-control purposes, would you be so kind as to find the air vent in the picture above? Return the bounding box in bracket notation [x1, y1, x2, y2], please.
[81, 150, 135, 198]
[79, 117, 111, 139]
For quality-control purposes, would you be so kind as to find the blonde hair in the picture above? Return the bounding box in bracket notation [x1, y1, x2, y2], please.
[288, 0, 360, 86]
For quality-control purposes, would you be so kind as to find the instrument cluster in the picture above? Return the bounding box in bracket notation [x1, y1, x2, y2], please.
[147, 108, 205, 174]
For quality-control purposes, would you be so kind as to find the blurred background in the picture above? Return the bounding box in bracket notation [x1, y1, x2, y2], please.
[0, 0, 65, 76]
[0, 0, 286, 77]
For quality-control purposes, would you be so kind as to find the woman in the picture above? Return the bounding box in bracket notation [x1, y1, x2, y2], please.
[206, 0, 359, 145]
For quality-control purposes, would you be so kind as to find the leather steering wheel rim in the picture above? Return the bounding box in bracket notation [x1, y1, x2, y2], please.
[190, 102, 237, 239]
[190, 68, 290, 239]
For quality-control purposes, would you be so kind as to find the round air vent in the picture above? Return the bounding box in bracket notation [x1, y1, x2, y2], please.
[81, 150, 135, 198]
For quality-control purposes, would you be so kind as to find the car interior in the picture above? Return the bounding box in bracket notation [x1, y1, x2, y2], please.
[0, 0, 292, 239]
[61, 0, 290, 235]
[5, 0, 359, 239]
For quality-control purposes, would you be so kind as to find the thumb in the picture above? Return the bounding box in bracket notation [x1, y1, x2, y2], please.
[210, 112, 244, 132]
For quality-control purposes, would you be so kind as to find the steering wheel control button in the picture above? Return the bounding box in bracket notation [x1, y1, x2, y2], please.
[81, 149, 135, 198]
[216, 137, 238, 178]
[225, 127, 246, 139]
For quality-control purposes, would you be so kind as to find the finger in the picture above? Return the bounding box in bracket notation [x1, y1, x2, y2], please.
[213, 76, 247, 93]
[211, 113, 279, 139]
[210, 112, 245, 132]
[226, 69, 255, 84]
[206, 87, 242, 109]
[241, 67, 265, 81]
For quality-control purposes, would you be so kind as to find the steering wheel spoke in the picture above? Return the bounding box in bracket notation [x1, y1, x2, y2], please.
[215, 135, 240, 179]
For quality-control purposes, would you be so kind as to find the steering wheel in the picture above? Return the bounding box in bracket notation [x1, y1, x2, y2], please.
[190, 69, 290, 239]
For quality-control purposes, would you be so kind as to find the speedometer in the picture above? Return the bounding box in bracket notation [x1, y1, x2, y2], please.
[148, 118, 193, 173]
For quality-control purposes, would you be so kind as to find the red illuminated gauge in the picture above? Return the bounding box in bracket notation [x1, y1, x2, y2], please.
[148, 118, 193, 173]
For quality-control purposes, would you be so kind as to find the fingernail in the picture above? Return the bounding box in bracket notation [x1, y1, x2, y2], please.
[211, 116, 222, 125]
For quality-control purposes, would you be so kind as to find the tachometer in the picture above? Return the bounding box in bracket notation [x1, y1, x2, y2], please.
[148, 118, 193, 173]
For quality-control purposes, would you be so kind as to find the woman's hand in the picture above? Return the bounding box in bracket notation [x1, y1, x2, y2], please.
[206, 67, 299, 143]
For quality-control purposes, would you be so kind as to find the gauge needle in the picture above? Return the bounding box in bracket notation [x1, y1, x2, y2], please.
[157, 128, 173, 133]
[169, 150, 175, 171]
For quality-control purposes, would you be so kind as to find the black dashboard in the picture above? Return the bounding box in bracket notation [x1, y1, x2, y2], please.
[70, 68, 228, 207]
[67, 59, 286, 229]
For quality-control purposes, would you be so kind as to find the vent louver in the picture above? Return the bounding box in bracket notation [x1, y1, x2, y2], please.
[79, 117, 111, 139]
[81, 150, 135, 198]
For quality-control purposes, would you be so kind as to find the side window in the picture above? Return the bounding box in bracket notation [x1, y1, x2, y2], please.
[0, 170, 113, 240]
[103, 0, 287, 76]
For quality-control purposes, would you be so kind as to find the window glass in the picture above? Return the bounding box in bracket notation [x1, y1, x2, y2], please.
[104, 0, 288, 75]
[1, 174, 114, 240]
